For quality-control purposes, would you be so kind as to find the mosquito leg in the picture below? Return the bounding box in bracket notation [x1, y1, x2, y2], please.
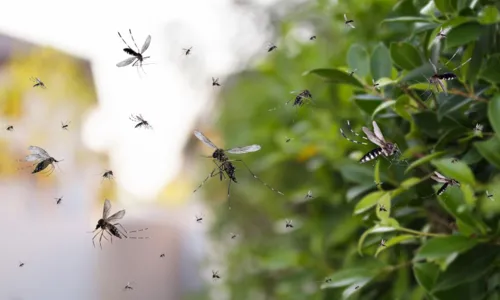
[226, 180, 233, 209]
[346, 120, 369, 142]
[193, 168, 221, 194]
[92, 230, 101, 248]
[129, 29, 140, 53]
[118, 31, 133, 49]
[230, 159, 284, 196]
[114, 223, 128, 237]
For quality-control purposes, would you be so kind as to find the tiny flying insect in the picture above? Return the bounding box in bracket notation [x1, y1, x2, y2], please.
[355, 286, 360, 290]
[101, 170, 114, 182]
[434, 27, 450, 43]
[317, 277, 332, 284]
[348, 69, 357, 76]
[305, 190, 314, 200]
[310, 35, 317, 40]
[285, 219, 293, 228]
[91, 199, 127, 249]
[6, 125, 13, 131]
[61, 121, 71, 131]
[23, 146, 63, 176]
[431, 171, 460, 195]
[212, 77, 221, 87]
[379, 204, 387, 212]
[286, 90, 313, 107]
[129, 114, 152, 129]
[182, 47, 192, 56]
[379, 239, 386, 247]
[230, 232, 238, 239]
[195, 214, 204, 224]
[474, 123, 484, 134]
[340, 120, 398, 164]
[451, 158, 459, 163]
[116, 29, 152, 75]
[19, 261, 24, 267]
[375, 181, 383, 187]
[55, 196, 63, 205]
[267, 42, 277, 52]
[160, 253, 165, 258]
[212, 270, 221, 281]
[344, 14, 355, 28]
[372, 79, 380, 90]
[486, 190, 494, 201]
[424, 54, 471, 97]
[193, 130, 283, 208]
[285, 137, 294, 143]
[30, 77, 46, 89]
[124, 281, 134, 290]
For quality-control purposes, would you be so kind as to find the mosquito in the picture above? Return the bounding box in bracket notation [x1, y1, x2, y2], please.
[486, 190, 494, 201]
[267, 43, 277, 52]
[340, 120, 398, 164]
[212, 270, 221, 281]
[305, 190, 314, 200]
[348, 69, 357, 76]
[6, 126, 13, 131]
[160, 253, 165, 258]
[310, 35, 317, 40]
[116, 29, 152, 74]
[230, 232, 238, 239]
[425, 55, 471, 96]
[182, 47, 192, 56]
[19, 261, 24, 267]
[129, 114, 152, 129]
[431, 171, 460, 195]
[212, 77, 221, 87]
[379, 239, 386, 247]
[195, 214, 204, 224]
[379, 204, 387, 212]
[434, 27, 450, 43]
[286, 90, 313, 107]
[372, 79, 380, 90]
[344, 14, 355, 28]
[318, 277, 332, 284]
[55, 196, 63, 205]
[101, 170, 114, 182]
[193, 130, 283, 208]
[30, 77, 46, 89]
[61, 121, 71, 131]
[90, 199, 127, 249]
[124, 282, 134, 290]
[285, 219, 293, 228]
[23, 146, 62, 175]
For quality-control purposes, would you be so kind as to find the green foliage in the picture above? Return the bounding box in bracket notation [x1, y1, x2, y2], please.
[197, 0, 500, 299]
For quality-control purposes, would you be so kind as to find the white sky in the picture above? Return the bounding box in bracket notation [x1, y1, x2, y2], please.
[0, 0, 278, 200]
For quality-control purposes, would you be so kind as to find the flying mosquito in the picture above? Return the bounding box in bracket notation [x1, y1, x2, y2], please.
[372, 79, 380, 90]
[101, 170, 114, 182]
[285, 219, 293, 228]
[91, 199, 127, 249]
[379, 204, 387, 212]
[344, 14, 355, 28]
[285, 137, 294, 143]
[451, 158, 459, 163]
[23, 146, 62, 175]
[431, 171, 460, 195]
[212, 270, 221, 281]
[129, 114, 152, 129]
[182, 47, 192, 56]
[340, 120, 398, 164]
[434, 27, 450, 43]
[116, 29, 152, 74]
[61, 121, 71, 131]
[425, 55, 471, 96]
[305, 190, 314, 200]
[30, 77, 46, 89]
[310, 35, 317, 40]
[379, 239, 386, 247]
[267, 43, 277, 52]
[160, 253, 165, 258]
[286, 90, 313, 107]
[19, 261, 24, 267]
[6, 125, 13, 131]
[212, 77, 221, 87]
[195, 214, 204, 224]
[486, 190, 494, 201]
[55, 196, 63, 205]
[193, 130, 283, 208]
[124, 282, 134, 290]
[230, 233, 238, 239]
[348, 69, 357, 76]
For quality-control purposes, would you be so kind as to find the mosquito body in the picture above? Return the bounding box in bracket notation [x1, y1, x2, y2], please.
[379, 239, 386, 247]
[212, 77, 221, 87]
[124, 282, 134, 290]
[61, 121, 70, 131]
[195, 214, 203, 223]
[435, 27, 450, 42]
[305, 190, 314, 200]
[23, 146, 62, 175]
[379, 204, 387, 212]
[310, 35, 317, 40]
[285, 137, 294, 143]
[193, 130, 283, 208]
[344, 14, 355, 28]
[212, 270, 221, 281]
[102, 170, 114, 182]
[267, 43, 277, 52]
[91, 199, 127, 249]
[55, 196, 63, 205]
[30, 77, 46, 89]
[230, 233, 238, 239]
[182, 47, 192, 56]
[116, 29, 152, 74]
[348, 69, 357, 76]
[486, 190, 494, 201]
[431, 171, 460, 195]
[340, 120, 398, 164]
[451, 158, 459, 163]
[160, 253, 165, 258]
[19, 261, 24, 267]
[130, 114, 152, 129]
[285, 219, 293, 228]
[6, 126, 13, 131]
[287, 90, 313, 107]
[474, 123, 484, 133]
[372, 79, 380, 90]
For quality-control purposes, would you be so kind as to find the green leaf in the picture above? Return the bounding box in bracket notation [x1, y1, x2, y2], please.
[354, 191, 387, 215]
[474, 136, 500, 170]
[478, 5, 500, 25]
[445, 22, 482, 50]
[321, 262, 385, 290]
[358, 225, 396, 255]
[413, 262, 440, 292]
[375, 193, 391, 222]
[431, 158, 476, 186]
[394, 95, 412, 121]
[353, 94, 383, 115]
[434, 0, 455, 14]
[389, 42, 422, 70]
[375, 234, 417, 257]
[305, 68, 363, 88]
[381, 17, 430, 23]
[405, 151, 446, 173]
[370, 43, 392, 80]
[347, 44, 370, 77]
[414, 235, 477, 261]
[480, 54, 500, 83]
[426, 17, 475, 50]
[371, 100, 396, 118]
[464, 41, 482, 84]
[488, 95, 500, 138]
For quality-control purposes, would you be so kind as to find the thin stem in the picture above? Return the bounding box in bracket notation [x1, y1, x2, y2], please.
[397, 226, 448, 237]
[448, 88, 488, 103]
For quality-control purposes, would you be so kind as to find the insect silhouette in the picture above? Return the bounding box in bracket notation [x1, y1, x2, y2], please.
[124, 282, 134, 290]
[434, 27, 450, 43]
[425, 56, 471, 96]
[91, 199, 127, 249]
[23, 146, 62, 176]
[267, 43, 277, 52]
[431, 171, 460, 195]
[486, 190, 494, 201]
[195, 214, 204, 223]
[355, 286, 360, 290]
[182, 47, 192, 56]
[212, 270, 221, 281]
[230, 232, 238, 239]
[379, 239, 386, 247]
[160, 253, 165, 258]
[474, 123, 484, 133]
[193, 130, 283, 208]
[375, 181, 383, 187]
[285, 219, 293, 228]
[310, 35, 317, 40]
[344, 14, 355, 28]
[55, 196, 63, 205]
[305, 190, 314, 200]
[287, 90, 313, 107]
[19, 261, 24, 267]
[379, 204, 387, 212]
[130, 114, 152, 129]
[101, 170, 114, 182]
[116, 29, 152, 74]
[212, 77, 221, 87]
[285, 137, 294, 143]
[340, 120, 398, 164]
[30, 77, 46, 89]
[372, 79, 380, 90]
[451, 158, 459, 163]
[61, 121, 71, 131]
[348, 69, 357, 76]
[6, 125, 13, 131]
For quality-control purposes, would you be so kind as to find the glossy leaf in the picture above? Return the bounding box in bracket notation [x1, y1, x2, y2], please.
[390, 42, 422, 70]
[381, 17, 430, 23]
[488, 95, 500, 138]
[371, 100, 396, 118]
[354, 191, 387, 215]
[445, 22, 482, 50]
[434, 0, 455, 14]
[375, 234, 417, 257]
[431, 158, 476, 186]
[305, 69, 364, 88]
[413, 262, 440, 292]
[478, 5, 500, 24]
[405, 151, 446, 173]
[370, 43, 392, 80]
[480, 54, 500, 83]
[347, 44, 370, 77]
[474, 136, 500, 170]
[414, 235, 477, 261]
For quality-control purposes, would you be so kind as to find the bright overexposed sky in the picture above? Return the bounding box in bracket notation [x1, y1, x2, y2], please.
[0, 0, 281, 200]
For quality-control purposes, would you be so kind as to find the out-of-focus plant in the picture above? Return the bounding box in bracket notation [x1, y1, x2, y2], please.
[192, 1, 500, 299]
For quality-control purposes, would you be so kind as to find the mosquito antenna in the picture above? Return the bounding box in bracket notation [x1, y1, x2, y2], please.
[230, 159, 284, 196]
[452, 57, 471, 71]
[129, 29, 140, 53]
[444, 48, 461, 66]
[118, 31, 132, 49]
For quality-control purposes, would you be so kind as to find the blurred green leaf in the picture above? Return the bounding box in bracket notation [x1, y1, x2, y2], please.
[474, 136, 500, 170]
[353, 94, 384, 115]
[372, 100, 396, 118]
[358, 225, 396, 254]
[413, 262, 440, 292]
[394, 95, 412, 121]
[390, 42, 422, 70]
[405, 151, 446, 173]
[354, 191, 387, 215]
[370, 43, 392, 80]
[305, 68, 363, 88]
[381, 16, 430, 23]
[427, 17, 475, 49]
[488, 95, 500, 138]
[434, 0, 455, 14]
[478, 5, 500, 24]
[321, 263, 385, 289]
[347, 44, 370, 77]
[414, 235, 477, 261]
[432, 158, 476, 186]
[445, 22, 482, 49]
[480, 54, 500, 83]
[375, 234, 417, 257]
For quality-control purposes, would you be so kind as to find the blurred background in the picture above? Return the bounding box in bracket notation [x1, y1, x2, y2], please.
[0, 0, 408, 299]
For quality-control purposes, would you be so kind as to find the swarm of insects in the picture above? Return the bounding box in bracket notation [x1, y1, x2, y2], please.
[61, 121, 71, 131]
[182, 47, 192, 56]
[431, 171, 460, 195]
[30, 77, 46, 89]
[193, 130, 283, 208]
[23, 146, 62, 176]
[344, 14, 355, 28]
[6, 125, 13, 131]
[287, 90, 313, 107]
[285, 219, 293, 228]
[340, 120, 398, 164]
[130, 114, 152, 129]
[116, 29, 152, 74]
[212, 77, 221, 87]
[212, 270, 221, 281]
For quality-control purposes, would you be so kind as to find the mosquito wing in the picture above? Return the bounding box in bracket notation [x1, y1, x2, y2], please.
[361, 127, 384, 147]
[371, 121, 386, 143]
[25, 154, 44, 162]
[107, 209, 126, 222]
[344, 14, 348, 21]
[103, 199, 111, 219]
[347, 23, 355, 29]
[433, 171, 447, 179]
[431, 175, 448, 183]
[227, 145, 261, 154]
[194, 131, 218, 149]
[116, 57, 137, 67]
[28, 146, 50, 159]
[141, 35, 151, 54]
